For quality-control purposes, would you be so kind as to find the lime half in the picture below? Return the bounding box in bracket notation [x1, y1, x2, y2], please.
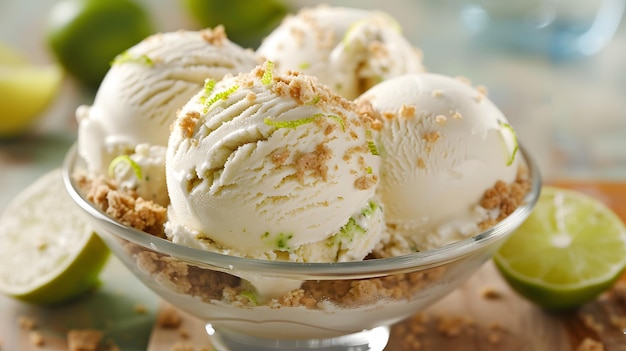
[494, 186, 626, 311]
[0, 168, 110, 305]
[0, 42, 63, 137]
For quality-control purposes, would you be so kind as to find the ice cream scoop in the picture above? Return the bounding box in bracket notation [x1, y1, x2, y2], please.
[256, 5, 425, 100]
[76, 27, 260, 175]
[356, 73, 520, 251]
[165, 62, 383, 262]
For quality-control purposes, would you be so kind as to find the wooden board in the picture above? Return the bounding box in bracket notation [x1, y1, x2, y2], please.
[147, 181, 626, 351]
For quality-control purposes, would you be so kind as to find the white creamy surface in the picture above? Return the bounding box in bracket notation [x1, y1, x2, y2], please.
[165, 64, 382, 261]
[257, 5, 425, 100]
[357, 73, 519, 250]
[110, 144, 168, 206]
[76, 29, 260, 174]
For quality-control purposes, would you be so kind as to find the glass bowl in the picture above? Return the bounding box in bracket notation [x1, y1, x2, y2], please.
[63, 143, 541, 351]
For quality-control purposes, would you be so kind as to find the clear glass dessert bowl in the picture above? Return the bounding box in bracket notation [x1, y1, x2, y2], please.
[63, 144, 541, 351]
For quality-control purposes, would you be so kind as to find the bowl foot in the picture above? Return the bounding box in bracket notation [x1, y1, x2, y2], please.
[205, 324, 390, 351]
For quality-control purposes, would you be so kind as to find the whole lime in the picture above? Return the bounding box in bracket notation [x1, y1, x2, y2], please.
[182, 0, 289, 49]
[45, 0, 154, 88]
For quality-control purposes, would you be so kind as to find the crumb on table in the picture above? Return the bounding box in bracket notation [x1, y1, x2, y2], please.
[576, 338, 604, 351]
[18, 316, 38, 330]
[67, 329, 103, 351]
[157, 306, 183, 329]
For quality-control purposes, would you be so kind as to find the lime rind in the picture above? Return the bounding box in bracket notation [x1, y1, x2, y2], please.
[202, 84, 239, 113]
[261, 61, 274, 85]
[264, 113, 345, 131]
[110, 51, 154, 66]
[498, 120, 519, 166]
[108, 154, 143, 180]
[494, 186, 626, 311]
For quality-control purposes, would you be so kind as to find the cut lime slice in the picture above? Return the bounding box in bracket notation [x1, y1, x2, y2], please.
[0, 168, 110, 305]
[494, 186, 626, 311]
[0, 42, 63, 137]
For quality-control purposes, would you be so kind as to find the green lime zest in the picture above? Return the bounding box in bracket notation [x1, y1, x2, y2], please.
[110, 51, 154, 66]
[305, 95, 321, 105]
[366, 166, 373, 174]
[202, 84, 239, 113]
[365, 130, 379, 156]
[299, 62, 311, 70]
[199, 78, 217, 105]
[275, 233, 293, 250]
[264, 113, 344, 131]
[339, 218, 366, 237]
[108, 155, 143, 180]
[361, 201, 378, 217]
[261, 61, 274, 85]
[239, 290, 258, 306]
[499, 121, 519, 166]
[343, 19, 366, 47]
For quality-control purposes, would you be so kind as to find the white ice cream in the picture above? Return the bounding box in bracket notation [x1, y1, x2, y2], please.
[257, 5, 425, 100]
[165, 62, 383, 262]
[109, 143, 168, 206]
[356, 73, 519, 251]
[76, 27, 260, 175]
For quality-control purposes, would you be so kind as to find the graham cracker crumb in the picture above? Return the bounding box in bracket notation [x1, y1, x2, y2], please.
[431, 89, 443, 97]
[417, 157, 426, 170]
[29, 331, 44, 347]
[435, 114, 447, 125]
[18, 316, 37, 330]
[423, 131, 440, 144]
[157, 306, 183, 329]
[75, 172, 167, 237]
[436, 314, 474, 337]
[178, 111, 200, 139]
[270, 147, 290, 166]
[451, 111, 463, 120]
[170, 342, 194, 351]
[178, 327, 190, 339]
[294, 144, 331, 183]
[67, 329, 103, 351]
[580, 313, 604, 333]
[486, 322, 505, 344]
[481, 286, 503, 300]
[576, 338, 604, 351]
[382, 111, 395, 120]
[478, 169, 531, 230]
[200, 25, 226, 46]
[475, 84, 488, 97]
[399, 104, 416, 119]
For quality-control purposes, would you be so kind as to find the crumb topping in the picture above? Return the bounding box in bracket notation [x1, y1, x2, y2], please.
[156, 305, 183, 329]
[480, 286, 503, 300]
[294, 144, 331, 183]
[75, 172, 166, 237]
[178, 111, 200, 139]
[435, 114, 447, 125]
[200, 25, 226, 46]
[270, 147, 291, 166]
[67, 329, 103, 351]
[576, 338, 605, 351]
[479, 167, 531, 229]
[431, 89, 443, 98]
[423, 131, 440, 144]
[399, 104, 416, 119]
